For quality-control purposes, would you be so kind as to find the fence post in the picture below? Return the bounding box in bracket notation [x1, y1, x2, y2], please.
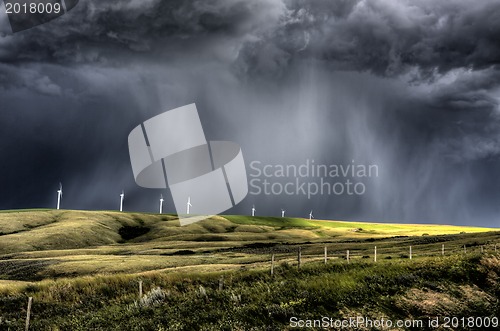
[219, 277, 224, 291]
[25, 297, 32, 331]
[324, 246, 327, 264]
[442, 244, 445, 256]
[410, 246, 412, 260]
[347, 250, 350, 264]
[139, 280, 143, 299]
[298, 247, 302, 269]
[271, 254, 275, 276]
[495, 244, 497, 252]
[464, 245, 467, 254]
[481, 246, 484, 254]
[374, 246, 377, 262]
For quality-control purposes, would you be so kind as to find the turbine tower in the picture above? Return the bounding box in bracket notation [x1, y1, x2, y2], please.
[159, 194, 164, 214]
[281, 209, 285, 218]
[251, 205, 256, 217]
[56, 183, 62, 210]
[309, 210, 314, 220]
[119, 191, 124, 212]
[186, 196, 192, 215]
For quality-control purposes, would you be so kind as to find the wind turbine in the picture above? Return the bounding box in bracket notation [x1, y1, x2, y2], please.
[119, 191, 124, 212]
[251, 205, 256, 217]
[56, 183, 62, 210]
[186, 196, 192, 215]
[159, 194, 164, 214]
[281, 209, 285, 218]
[309, 210, 314, 220]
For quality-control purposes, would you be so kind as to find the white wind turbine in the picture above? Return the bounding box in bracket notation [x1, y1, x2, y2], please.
[251, 205, 256, 217]
[309, 210, 314, 220]
[281, 209, 285, 218]
[56, 183, 62, 210]
[119, 190, 124, 212]
[159, 194, 164, 214]
[186, 196, 192, 215]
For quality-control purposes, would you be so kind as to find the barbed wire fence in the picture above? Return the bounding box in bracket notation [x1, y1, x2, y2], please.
[15, 239, 500, 330]
[264, 241, 500, 272]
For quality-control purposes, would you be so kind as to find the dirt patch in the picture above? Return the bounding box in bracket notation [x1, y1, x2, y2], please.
[396, 285, 495, 317]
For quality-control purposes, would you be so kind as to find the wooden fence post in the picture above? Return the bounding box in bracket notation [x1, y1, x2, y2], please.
[481, 246, 484, 254]
[25, 297, 32, 331]
[410, 246, 412, 260]
[347, 250, 350, 264]
[219, 277, 224, 291]
[324, 246, 327, 264]
[271, 254, 275, 276]
[442, 244, 445, 256]
[298, 247, 302, 269]
[374, 246, 377, 262]
[464, 245, 467, 254]
[139, 280, 143, 299]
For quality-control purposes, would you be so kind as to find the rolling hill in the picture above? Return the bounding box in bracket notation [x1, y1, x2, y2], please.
[0, 210, 499, 330]
[0, 209, 497, 281]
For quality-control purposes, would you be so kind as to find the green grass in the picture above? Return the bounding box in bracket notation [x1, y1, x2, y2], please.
[0, 210, 499, 329]
[0, 254, 499, 330]
[0, 210, 498, 281]
[225, 215, 318, 228]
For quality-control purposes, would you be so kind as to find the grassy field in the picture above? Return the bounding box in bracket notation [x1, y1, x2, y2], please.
[0, 210, 495, 280]
[0, 210, 499, 330]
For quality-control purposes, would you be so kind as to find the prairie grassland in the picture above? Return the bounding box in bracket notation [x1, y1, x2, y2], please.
[0, 210, 497, 280]
[0, 254, 499, 330]
[0, 210, 499, 330]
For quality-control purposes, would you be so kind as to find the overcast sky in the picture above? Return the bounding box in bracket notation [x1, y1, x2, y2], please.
[1, 0, 500, 226]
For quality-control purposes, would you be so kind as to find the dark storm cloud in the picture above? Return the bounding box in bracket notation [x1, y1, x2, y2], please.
[1, 0, 499, 75]
[1, 0, 500, 226]
[0, 0, 282, 64]
[0, 63, 62, 95]
[422, 69, 500, 111]
[3, 0, 500, 84]
[236, 0, 500, 77]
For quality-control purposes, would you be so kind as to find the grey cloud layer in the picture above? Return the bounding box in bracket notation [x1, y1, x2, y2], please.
[1, 0, 500, 225]
[2, 0, 500, 81]
[237, 0, 500, 76]
[0, 0, 283, 63]
[4, 0, 499, 72]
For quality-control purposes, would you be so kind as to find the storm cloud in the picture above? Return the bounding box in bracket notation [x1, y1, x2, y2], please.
[1, 0, 500, 226]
